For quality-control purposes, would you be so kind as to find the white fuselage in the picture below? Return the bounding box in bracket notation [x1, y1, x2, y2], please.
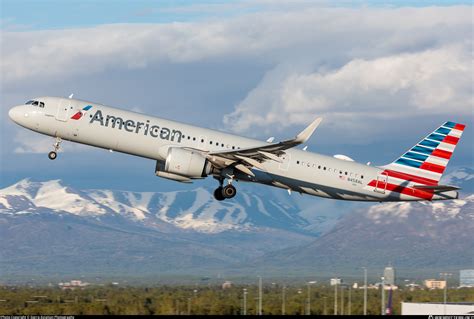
[8, 96, 457, 201]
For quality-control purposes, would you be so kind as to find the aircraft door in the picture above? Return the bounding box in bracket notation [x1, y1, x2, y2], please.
[374, 172, 388, 194]
[55, 99, 70, 122]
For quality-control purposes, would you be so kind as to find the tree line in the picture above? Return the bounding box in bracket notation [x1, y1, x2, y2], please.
[0, 285, 472, 315]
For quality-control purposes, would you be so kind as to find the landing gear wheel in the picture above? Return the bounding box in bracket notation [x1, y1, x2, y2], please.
[222, 184, 237, 199]
[214, 187, 225, 201]
[48, 151, 57, 160]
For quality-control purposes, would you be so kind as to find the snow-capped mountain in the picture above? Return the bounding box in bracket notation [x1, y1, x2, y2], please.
[1, 166, 472, 278]
[0, 179, 316, 278]
[252, 192, 474, 274]
[0, 178, 309, 234]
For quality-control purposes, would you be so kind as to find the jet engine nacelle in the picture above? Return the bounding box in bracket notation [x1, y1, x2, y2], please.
[161, 147, 211, 179]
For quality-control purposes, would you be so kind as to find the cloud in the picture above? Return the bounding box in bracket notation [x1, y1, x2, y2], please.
[2, 6, 470, 86]
[224, 43, 472, 133]
[1, 5, 472, 147]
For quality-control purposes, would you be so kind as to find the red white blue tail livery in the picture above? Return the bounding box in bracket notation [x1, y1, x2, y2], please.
[368, 121, 466, 200]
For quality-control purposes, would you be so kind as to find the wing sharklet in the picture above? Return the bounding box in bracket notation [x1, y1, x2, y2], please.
[293, 117, 322, 143]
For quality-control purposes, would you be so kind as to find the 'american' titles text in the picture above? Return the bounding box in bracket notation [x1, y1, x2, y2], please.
[90, 110, 183, 142]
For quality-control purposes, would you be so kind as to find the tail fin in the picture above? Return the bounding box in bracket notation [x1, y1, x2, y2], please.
[383, 121, 466, 184]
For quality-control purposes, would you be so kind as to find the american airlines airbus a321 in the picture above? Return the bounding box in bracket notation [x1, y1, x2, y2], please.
[9, 96, 465, 201]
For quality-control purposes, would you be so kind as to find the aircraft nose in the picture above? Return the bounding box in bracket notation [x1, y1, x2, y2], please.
[8, 106, 24, 123]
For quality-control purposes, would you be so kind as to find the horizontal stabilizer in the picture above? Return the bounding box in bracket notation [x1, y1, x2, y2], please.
[412, 184, 460, 193]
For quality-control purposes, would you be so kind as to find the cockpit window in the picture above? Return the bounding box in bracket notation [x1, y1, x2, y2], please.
[25, 100, 45, 108]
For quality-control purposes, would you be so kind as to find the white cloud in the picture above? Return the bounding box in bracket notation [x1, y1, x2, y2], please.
[2, 6, 470, 86]
[1, 5, 472, 144]
[224, 44, 472, 133]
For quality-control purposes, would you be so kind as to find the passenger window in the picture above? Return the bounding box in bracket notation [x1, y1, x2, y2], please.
[361, 175, 364, 179]
[210, 141, 213, 145]
[232, 146, 235, 149]
[323, 167, 326, 170]
[188, 136, 191, 140]
[201, 139, 204, 143]
[297, 161, 300, 164]
[318, 165, 321, 169]
[345, 172, 348, 175]
[193, 137, 196, 141]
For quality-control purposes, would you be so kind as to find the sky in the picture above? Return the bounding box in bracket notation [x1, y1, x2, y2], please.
[0, 0, 472, 197]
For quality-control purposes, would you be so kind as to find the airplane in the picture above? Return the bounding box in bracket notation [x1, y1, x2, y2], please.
[8, 96, 465, 202]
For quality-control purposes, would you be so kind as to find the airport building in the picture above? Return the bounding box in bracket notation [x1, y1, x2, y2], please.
[401, 302, 474, 315]
[424, 279, 446, 289]
[383, 266, 395, 286]
[330, 278, 342, 286]
[460, 269, 474, 287]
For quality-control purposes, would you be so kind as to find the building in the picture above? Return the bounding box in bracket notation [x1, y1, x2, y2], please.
[405, 282, 421, 291]
[330, 278, 342, 286]
[460, 269, 474, 287]
[58, 280, 90, 290]
[383, 266, 395, 286]
[401, 302, 474, 315]
[424, 279, 446, 289]
[222, 281, 233, 289]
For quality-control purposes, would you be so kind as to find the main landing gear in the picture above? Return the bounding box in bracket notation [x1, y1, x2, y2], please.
[213, 178, 237, 201]
[48, 137, 62, 160]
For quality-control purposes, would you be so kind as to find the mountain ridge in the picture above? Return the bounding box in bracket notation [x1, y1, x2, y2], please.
[1, 166, 472, 278]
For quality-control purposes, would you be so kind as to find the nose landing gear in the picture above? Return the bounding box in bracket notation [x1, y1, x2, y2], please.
[213, 178, 237, 201]
[48, 137, 62, 160]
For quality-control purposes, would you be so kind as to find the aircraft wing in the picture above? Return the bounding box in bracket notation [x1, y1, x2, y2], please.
[206, 117, 322, 176]
[412, 185, 460, 193]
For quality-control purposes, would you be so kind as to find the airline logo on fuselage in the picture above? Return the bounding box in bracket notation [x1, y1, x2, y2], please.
[71, 105, 93, 120]
[89, 109, 183, 142]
